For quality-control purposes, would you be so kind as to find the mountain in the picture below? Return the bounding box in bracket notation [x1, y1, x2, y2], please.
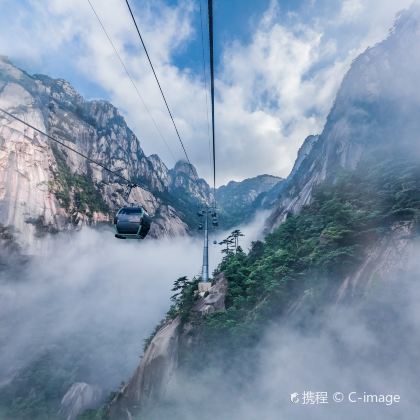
[103, 7, 420, 420]
[0, 58, 277, 253]
[216, 174, 283, 226]
[266, 7, 420, 230]
[0, 57, 204, 252]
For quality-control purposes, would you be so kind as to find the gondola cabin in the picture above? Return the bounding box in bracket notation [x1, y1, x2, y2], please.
[114, 206, 151, 239]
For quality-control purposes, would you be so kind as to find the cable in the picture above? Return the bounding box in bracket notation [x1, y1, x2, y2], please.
[87, 0, 176, 163]
[124, 0, 193, 171]
[0, 107, 151, 193]
[208, 0, 216, 202]
[199, 0, 213, 189]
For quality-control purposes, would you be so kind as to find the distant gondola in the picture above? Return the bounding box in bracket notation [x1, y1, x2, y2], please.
[114, 206, 151, 239]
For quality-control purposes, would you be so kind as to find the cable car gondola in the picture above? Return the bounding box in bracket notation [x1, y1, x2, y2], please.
[114, 206, 151, 240]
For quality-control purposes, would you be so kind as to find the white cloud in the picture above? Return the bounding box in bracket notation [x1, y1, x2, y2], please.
[339, 0, 364, 21]
[0, 0, 417, 184]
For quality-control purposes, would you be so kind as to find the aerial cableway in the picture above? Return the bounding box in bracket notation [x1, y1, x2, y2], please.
[87, 0, 177, 164]
[122, 0, 220, 274]
[0, 107, 152, 240]
[125, 0, 195, 175]
[0, 0, 219, 252]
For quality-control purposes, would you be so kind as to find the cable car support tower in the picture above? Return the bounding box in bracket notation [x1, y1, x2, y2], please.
[198, 0, 217, 289]
[201, 209, 209, 282]
[198, 206, 217, 291]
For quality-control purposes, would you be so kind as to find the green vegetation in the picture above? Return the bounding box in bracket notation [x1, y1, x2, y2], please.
[0, 347, 81, 419]
[156, 185, 203, 231]
[143, 276, 200, 352]
[168, 276, 200, 321]
[219, 229, 244, 255]
[51, 145, 109, 219]
[77, 408, 106, 419]
[0, 324, 139, 420]
[216, 175, 281, 228]
[174, 156, 420, 365]
[74, 105, 99, 128]
[82, 155, 420, 419]
[0, 224, 24, 269]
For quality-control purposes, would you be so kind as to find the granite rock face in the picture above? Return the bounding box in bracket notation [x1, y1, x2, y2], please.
[266, 6, 420, 231]
[0, 57, 210, 252]
[107, 274, 228, 419]
[216, 174, 283, 226]
[59, 382, 102, 420]
[0, 58, 281, 252]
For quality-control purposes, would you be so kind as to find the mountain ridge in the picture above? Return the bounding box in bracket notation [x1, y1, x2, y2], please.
[265, 5, 420, 231]
[0, 57, 279, 253]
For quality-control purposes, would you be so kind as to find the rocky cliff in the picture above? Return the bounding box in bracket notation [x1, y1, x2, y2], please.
[107, 274, 228, 419]
[266, 5, 420, 230]
[0, 57, 208, 252]
[216, 174, 282, 227]
[0, 59, 280, 253]
[59, 382, 102, 420]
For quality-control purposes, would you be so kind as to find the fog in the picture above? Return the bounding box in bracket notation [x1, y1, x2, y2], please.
[0, 213, 267, 393]
[147, 241, 420, 420]
[2, 214, 419, 420]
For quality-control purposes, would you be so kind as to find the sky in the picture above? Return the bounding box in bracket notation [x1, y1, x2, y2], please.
[0, 0, 417, 185]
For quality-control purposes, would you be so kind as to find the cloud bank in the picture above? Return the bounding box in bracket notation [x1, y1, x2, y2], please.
[0, 212, 266, 393]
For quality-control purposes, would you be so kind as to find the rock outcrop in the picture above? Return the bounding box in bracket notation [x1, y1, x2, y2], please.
[0, 57, 209, 252]
[335, 221, 417, 303]
[59, 382, 102, 420]
[107, 274, 228, 419]
[266, 5, 420, 230]
[216, 174, 283, 226]
[287, 221, 418, 316]
[194, 275, 228, 315]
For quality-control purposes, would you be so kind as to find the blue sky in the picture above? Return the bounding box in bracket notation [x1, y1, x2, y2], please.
[3, 0, 288, 99]
[0, 0, 416, 184]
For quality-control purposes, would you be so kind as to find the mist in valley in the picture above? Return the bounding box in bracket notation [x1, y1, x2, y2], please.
[146, 241, 420, 420]
[0, 213, 268, 397]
